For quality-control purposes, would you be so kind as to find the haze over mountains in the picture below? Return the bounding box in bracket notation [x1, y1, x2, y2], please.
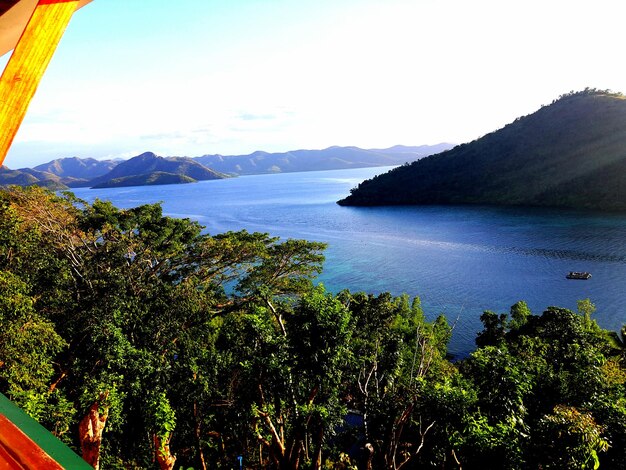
[339, 89, 626, 212]
[0, 144, 452, 189]
[195, 144, 452, 175]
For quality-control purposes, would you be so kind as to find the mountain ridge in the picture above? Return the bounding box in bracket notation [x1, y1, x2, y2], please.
[0, 145, 452, 189]
[34, 157, 118, 180]
[194, 144, 453, 175]
[86, 152, 228, 188]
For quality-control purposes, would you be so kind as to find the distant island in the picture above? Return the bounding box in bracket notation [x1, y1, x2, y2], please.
[87, 152, 228, 188]
[0, 144, 452, 189]
[338, 89, 626, 212]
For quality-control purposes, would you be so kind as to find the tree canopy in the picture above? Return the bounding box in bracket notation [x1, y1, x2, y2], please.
[0, 186, 625, 469]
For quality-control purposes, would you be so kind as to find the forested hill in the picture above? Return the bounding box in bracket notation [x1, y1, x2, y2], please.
[338, 89, 626, 211]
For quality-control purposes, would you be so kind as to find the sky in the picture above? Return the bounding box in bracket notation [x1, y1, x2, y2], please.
[2, 0, 625, 168]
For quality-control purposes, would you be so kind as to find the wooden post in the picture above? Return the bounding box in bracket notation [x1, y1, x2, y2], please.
[0, 0, 80, 166]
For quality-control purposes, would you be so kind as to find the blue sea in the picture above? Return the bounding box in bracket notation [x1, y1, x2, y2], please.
[71, 167, 626, 357]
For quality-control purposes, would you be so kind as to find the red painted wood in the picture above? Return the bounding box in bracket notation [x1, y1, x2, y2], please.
[0, 414, 64, 469]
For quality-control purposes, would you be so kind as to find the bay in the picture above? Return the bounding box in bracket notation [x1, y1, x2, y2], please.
[71, 167, 626, 357]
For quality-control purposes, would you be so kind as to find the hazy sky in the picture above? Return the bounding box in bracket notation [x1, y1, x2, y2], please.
[2, 0, 625, 168]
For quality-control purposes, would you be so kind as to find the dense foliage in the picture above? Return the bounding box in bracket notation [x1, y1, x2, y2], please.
[338, 89, 626, 211]
[1, 186, 625, 469]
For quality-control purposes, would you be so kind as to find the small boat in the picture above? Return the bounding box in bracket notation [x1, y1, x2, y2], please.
[566, 272, 591, 280]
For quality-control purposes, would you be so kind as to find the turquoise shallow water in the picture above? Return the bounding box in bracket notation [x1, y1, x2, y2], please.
[72, 167, 626, 357]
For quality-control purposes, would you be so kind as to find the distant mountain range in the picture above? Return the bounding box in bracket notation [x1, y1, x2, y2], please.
[1, 153, 227, 189]
[339, 89, 626, 212]
[0, 144, 452, 189]
[194, 144, 453, 175]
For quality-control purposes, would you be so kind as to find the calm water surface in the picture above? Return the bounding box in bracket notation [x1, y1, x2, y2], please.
[72, 167, 626, 357]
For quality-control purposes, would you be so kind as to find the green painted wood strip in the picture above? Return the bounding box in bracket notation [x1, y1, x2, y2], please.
[0, 392, 92, 469]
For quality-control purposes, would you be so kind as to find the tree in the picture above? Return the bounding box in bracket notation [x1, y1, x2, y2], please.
[0, 187, 331, 468]
[475, 311, 507, 347]
[462, 304, 622, 469]
[340, 292, 456, 469]
[535, 405, 608, 469]
[0, 270, 67, 422]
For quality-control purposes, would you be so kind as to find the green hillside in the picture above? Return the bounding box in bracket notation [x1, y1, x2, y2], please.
[91, 171, 196, 188]
[0, 166, 69, 189]
[338, 89, 626, 211]
[0, 167, 40, 186]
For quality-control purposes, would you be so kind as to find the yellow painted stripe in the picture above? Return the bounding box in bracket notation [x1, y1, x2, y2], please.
[0, 0, 79, 166]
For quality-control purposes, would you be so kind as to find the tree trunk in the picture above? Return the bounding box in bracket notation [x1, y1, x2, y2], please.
[194, 402, 207, 470]
[365, 443, 374, 470]
[313, 428, 324, 470]
[155, 435, 177, 470]
[384, 402, 414, 470]
[78, 394, 109, 470]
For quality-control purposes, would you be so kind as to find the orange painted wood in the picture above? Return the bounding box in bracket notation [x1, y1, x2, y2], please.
[0, 414, 64, 469]
[0, 0, 79, 166]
